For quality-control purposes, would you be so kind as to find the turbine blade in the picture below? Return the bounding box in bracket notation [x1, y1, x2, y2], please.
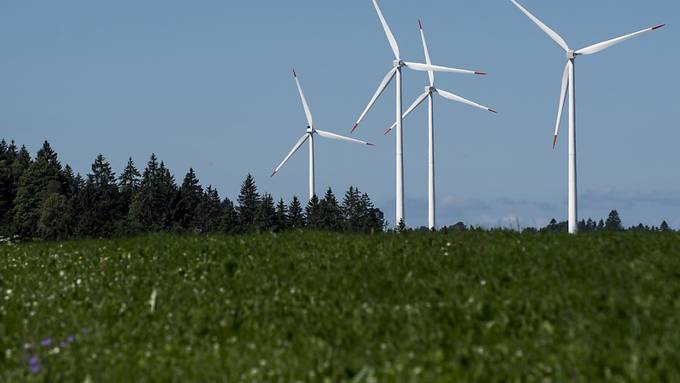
[316, 130, 374, 146]
[576, 24, 665, 56]
[293, 70, 314, 128]
[509, 0, 569, 52]
[352, 67, 397, 133]
[553, 62, 570, 149]
[436, 89, 497, 113]
[419, 20, 435, 86]
[271, 134, 310, 177]
[385, 91, 430, 135]
[372, 0, 400, 59]
[404, 62, 486, 76]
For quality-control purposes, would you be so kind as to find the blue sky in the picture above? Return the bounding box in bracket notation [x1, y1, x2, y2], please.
[1, 0, 678, 228]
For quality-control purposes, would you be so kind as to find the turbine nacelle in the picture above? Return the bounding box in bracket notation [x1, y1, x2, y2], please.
[425, 86, 437, 94]
[567, 49, 577, 60]
[393, 59, 405, 68]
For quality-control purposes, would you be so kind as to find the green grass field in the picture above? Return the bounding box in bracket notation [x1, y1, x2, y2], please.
[1, 232, 680, 382]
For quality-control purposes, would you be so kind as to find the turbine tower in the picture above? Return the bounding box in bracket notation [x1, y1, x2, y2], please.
[272, 70, 374, 200]
[353, 0, 486, 229]
[510, 0, 665, 234]
[385, 20, 496, 230]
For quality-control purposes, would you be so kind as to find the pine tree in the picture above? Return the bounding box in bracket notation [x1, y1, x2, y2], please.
[275, 198, 289, 232]
[119, 158, 141, 213]
[12, 141, 66, 238]
[195, 186, 222, 233]
[320, 188, 342, 231]
[605, 210, 623, 231]
[237, 174, 259, 231]
[220, 198, 239, 233]
[37, 194, 70, 240]
[342, 186, 362, 231]
[76, 154, 120, 237]
[129, 154, 176, 232]
[358, 192, 384, 233]
[660, 221, 671, 233]
[305, 195, 322, 229]
[288, 196, 304, 229]
[173, 168, 203, 231]
[254, 194, 276, 232]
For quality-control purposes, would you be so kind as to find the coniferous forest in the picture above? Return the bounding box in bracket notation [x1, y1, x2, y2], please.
[0, 139, 674, 241]
[0, 140, 385, 241]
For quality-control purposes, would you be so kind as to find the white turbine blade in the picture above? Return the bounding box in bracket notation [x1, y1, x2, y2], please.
[404, 62, 486, 76]
[419, 20, 434, 86]
[553, 62, 570, 149]
[293, 69, 313, 128]
[271, 134, 309, 177]
[372, 0, 400, 59]
[352, 67, 397, 133]
[510, 0, 569, 52]
[576, 24, 665, 56]
[316, 130, 375, 146]
[385, 91, 430, 135]
[436, 89, 497, 114]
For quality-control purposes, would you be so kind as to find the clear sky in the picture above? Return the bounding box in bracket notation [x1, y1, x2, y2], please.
[1, 0, 678, 229]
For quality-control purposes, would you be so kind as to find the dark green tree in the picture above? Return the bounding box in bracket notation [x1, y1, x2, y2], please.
[237, 174, 259, 230]
[254, 193, 276, 232]
[128, 154, 176, 232]
[119, 157, 141, 214]
[319, 188, 342, 231]
[76, 154, 120, 237]
[12, 141, 66, 238]
[660, 221, 671, 233]
[173, 168, 203, 231]
[341, 186, 362, 231]
[288, 196, 304, 229]
[275, 198, 289, 232]
[37, 194, 71, 240]
[220, 198, 239, 233]
[305, 195, 322, 229]
[605, 210, 623, 231]
[194, 185, 223, 233]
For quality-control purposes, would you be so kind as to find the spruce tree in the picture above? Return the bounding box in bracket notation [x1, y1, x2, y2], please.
[12, 141, 66, 238]
[288, 196, 304, 229]
[305, 195, 322, 229]
[129, 154, 176, 232]
[254, 193, 276, 232]
[320, 188, 342, 231]
[77, 154, 120, 237]
[660, 221, 671, 233]
[119, 158, 141, 213]
[220, 198, 239, 233]
[342, 186, 362, 231]
[275, 198, 289, 232]
[173, 168, 203, 231]
[605, 210, 623, 231]
[237, 174, 259, 231]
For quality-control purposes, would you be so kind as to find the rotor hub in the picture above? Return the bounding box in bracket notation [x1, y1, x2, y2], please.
[425, 86, 436, 93]
[306, 126, 313, 134]
[393, 59, 405, 68]
[567, 50, 576, 60]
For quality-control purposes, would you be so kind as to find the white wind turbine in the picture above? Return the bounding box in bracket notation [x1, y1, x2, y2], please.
[352, 0, 486, 228]
[271, 70, 374, 201]
[384, 20, 497, 230]
[510, 0, 665, 234]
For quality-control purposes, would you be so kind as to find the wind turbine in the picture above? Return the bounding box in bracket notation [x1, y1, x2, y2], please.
[352, 0, 486, 229]
[384, 20, 496, 230]
[271, 70, 374, 201]
[510, 0, 665, 234]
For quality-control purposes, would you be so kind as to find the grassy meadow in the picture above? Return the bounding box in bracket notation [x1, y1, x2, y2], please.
[1, 232, 680, 382]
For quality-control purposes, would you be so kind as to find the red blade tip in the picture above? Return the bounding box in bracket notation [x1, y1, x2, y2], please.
[418, 19, 423, 30]
[384, 128, 392, 135]
[367, 142, 375, 147]
[351, 123, 359, 133]
[292, 69, 297, 77]
[652, 24, 666, 30]
[271, 171, 277, 178]
[488, 108, 497, 114]
[475, 71, 487, 76]
[552, 135, 558, 149]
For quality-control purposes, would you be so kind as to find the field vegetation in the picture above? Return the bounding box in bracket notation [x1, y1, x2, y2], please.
[2, 231, 679, 382]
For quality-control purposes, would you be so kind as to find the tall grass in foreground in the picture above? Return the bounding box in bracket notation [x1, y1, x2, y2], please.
[1, 232, 679, 382]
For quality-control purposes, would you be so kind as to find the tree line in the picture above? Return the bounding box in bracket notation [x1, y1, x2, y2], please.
[0, 140, 385, 240]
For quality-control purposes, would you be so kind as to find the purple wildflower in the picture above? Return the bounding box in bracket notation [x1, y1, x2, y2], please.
[40, 338, 53, 347]
[66, 335, 76, 344]
[28, 355, 41, 374]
